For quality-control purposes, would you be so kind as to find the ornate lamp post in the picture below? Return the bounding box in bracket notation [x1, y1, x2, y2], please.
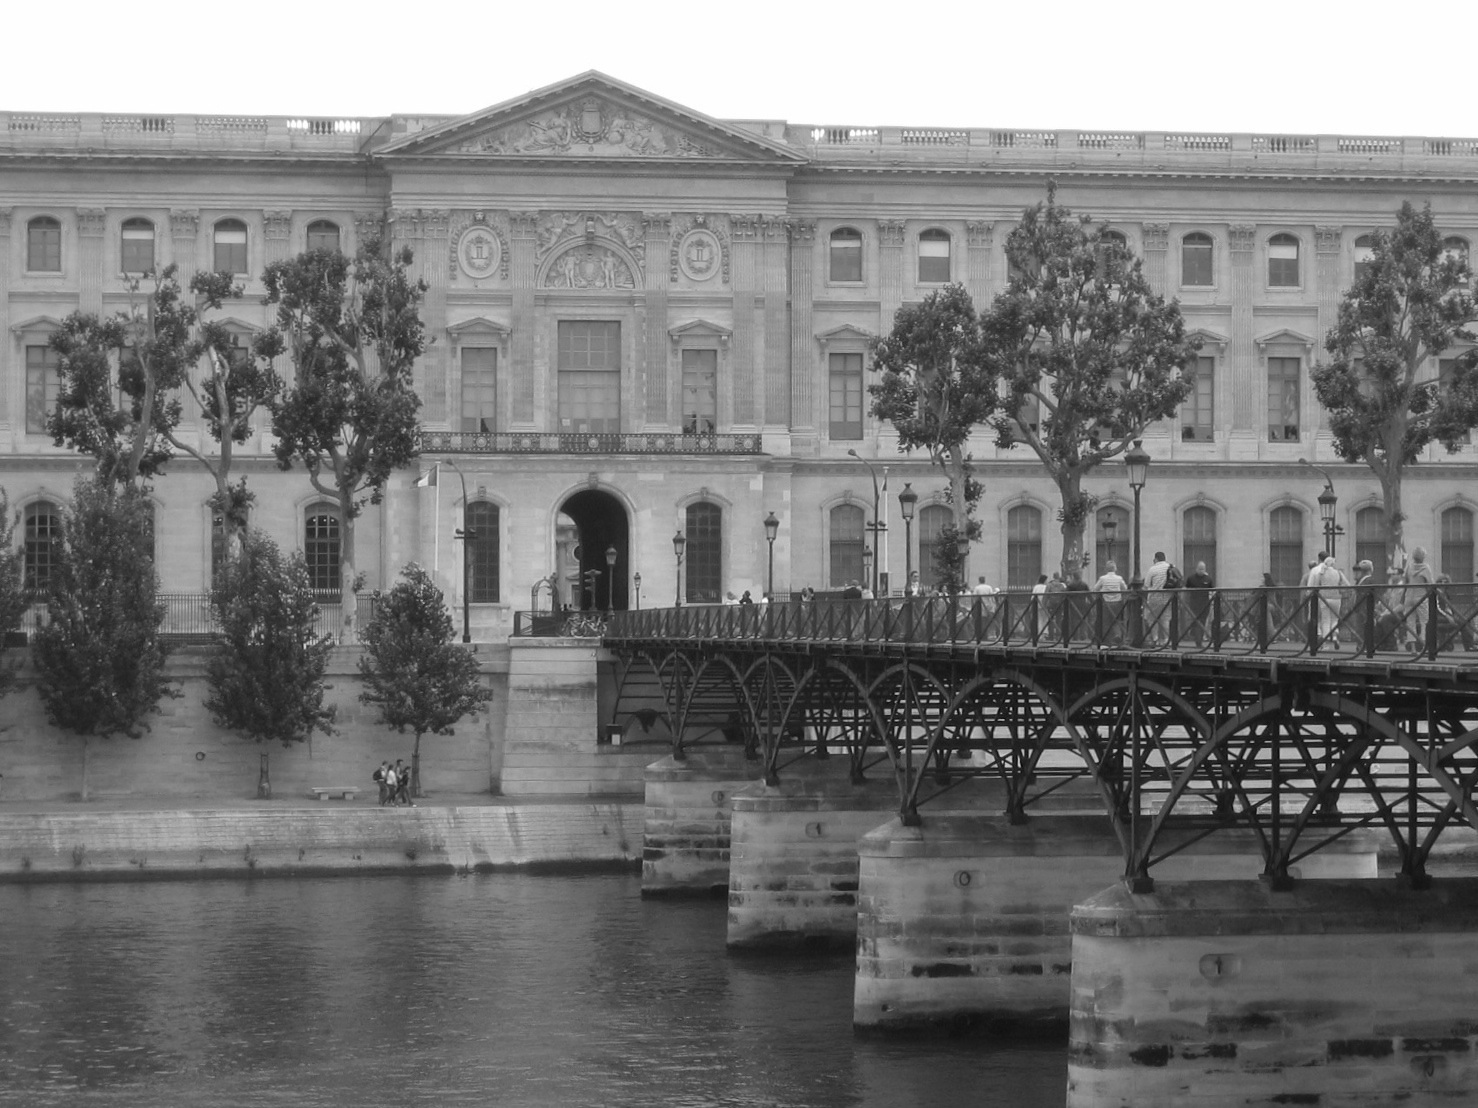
[447, 459, 474, 643]
[633, 571, 642, 611]
[604, 544, 618, 614]
[672, 530, 686, 608]
[1124, 439, 1151, 591]
[1102, 517, 1118, 576]
[1300, 460, 1344, 559]
[898, 483, 918, 593]
[763, 511, 779, 599]
[846, 448, 886, 595]
[956, 532, 971, 591]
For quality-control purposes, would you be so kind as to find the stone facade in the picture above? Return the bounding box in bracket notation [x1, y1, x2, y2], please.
[5, 74, 1478, 629]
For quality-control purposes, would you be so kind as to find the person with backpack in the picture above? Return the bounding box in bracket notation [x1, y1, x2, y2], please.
[373, 761, 390, 805]
[1144, 551, 1180, 647]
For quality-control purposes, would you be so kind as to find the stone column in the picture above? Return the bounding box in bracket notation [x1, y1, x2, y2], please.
[643, 213, 671, 430]
[965, 221, 993, 308]
[730, 216, 757, 429]
[77, 207, 106, 315]
[262, 209, 293, 268]
[1227, 224, 1258, 459]
[1314, 225, 1343, 448]
[762, 216, 791, 447]
[788, 219, 816, 452]
[420, 209, 451, 426]
[878, 218, 905, 326]
[1142, 222, 1169, 292]
[508, 211, 539, 430]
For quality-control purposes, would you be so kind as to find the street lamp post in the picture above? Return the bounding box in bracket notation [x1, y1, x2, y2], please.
[1300, 459, 1344, 559]
[956, 532, 971, 592]
[1102, 517, 1118, 575]
[604, 544, 618, 614]
[1124, 439, 1151, 591]
[447, 459, 475, 643]
[672, 530, 686, 608]
[898, 483, 918, 594]
[763, 511, 779, 599]
[633, 571, 642, 611]
[846, 449, 886, 596]
[862, 545, 873, 593]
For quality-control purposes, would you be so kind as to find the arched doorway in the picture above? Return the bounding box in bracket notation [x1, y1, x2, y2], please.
[557, 490, 629, 612]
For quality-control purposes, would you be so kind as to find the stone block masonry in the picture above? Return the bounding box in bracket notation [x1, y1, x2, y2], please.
[643, 747, 763, 896]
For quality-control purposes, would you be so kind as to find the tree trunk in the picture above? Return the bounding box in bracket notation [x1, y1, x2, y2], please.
[945, 444, 970, 585]
[80, 736, 90, 802]
[1056, 469, 1087, 579]
[1382, 462, 1406, 574]
[339, 496, 357, 643]
[412, 733, 423, 798]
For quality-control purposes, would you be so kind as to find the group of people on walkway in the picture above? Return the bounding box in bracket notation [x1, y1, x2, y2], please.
[372, 761, 416, 806]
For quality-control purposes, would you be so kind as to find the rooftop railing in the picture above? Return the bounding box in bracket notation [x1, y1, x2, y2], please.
[418, 430, 764, 455]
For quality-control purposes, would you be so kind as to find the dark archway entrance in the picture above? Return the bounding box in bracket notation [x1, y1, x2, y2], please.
[558, 490, 629, 612]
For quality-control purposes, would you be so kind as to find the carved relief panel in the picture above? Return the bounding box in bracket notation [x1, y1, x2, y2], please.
[669, 214, 731, 286]
[447, 210, 511, 282]
[456, 96, 720, 158]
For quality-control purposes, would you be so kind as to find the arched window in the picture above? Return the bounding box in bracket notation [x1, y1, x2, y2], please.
[685, 502, 722, 603]
[1006, 505, 1042, 589]
[1268, 233, 1300, 287]
[304, 507, 340, 596]
[1354, 506, 1388, 582]
[918, 229, 951, 283]
[1353, 233, 1376, 283]
[306, 219, 341, 252]
[1443, 236, 1470, 286]
[1269, 506, 1304, 585]
[918, 504, 952, 591]
[27, 216, 62, 272]
[24, 501, 61, 595]
[1095, 505, 1130, 577]
[829, 227, 862, 283]
[1183, 506, 1218, 582]
[121, 217, 155, 274]
[1441, 506, 1475, 585]
[213, 218, 248, 275]
[1181, 232, 1213, 286]
[467, 501, 500, 603]
[829, 504, 865, 588]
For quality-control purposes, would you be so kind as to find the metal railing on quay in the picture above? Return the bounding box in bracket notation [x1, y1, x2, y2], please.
[604, 584, 1478, 663]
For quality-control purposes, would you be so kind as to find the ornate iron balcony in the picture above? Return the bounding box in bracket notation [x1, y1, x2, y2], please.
[418, 430, 764, 455]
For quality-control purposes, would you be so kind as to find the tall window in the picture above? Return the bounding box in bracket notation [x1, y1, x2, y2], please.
[304, 507, 340, 596]
[1443, 236, 1470, 285]
[828, 353, 863, 440]
[1183, 356, 1215, 441]
[27, 216, 61, 272]
[1355, 506, 1388, 582]
[1183, 506, 1218, 582]
[1006, 505, 1042, 589]
[557, 321, 621, 434]
[918, 229, 951, 283]
[213, 219, 248, 274]
[1441, 506, 1475, 584]
[1095, 505, 1130, 576]
[1353, 234, 1375, 283]
[1269, 506, 1304, 585]
[467, 501, 500, 603]
[1267, 233, 1300, 287]
[121, 218, 155, 274]
[1181, 232, 1213, 286]
[829, 504, 865, 588]
[460, 347, 497, 433]
[829, 227, 862, 282]
[918, 504, 952, 591]
[685, 501, 722, 603]
[306, 219, 341, 252]
[1267, 357, 1301, 441]
[23, 501, 61, 595]
[1439, 358, 1472, 443]
[1096, 230, 1128, 270]
[681, 348, 718, 434]
[26, 343, 61, 434]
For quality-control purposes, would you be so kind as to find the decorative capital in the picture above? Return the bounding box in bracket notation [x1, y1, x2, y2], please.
[761, 216, 789, 242]
[1315, 225, 1343, 254]
[642, 212, 672, 237]
[965, 221, 992, 249]
[787, 218, 816, 243]
[169, 209, 199, 238]
[1229, 224, 1256, 253]
[423, 209, 451, 239]
[731, 215, 760, 241]
[878, 218, 906, 247]
[353, 211, 385, 240]
[77, 208, 107, 237]
[509, 211, 540, 240]
[263, 210, 293, 240]
[1142, 223, 1170, 251]
[0, 208, 12, 236]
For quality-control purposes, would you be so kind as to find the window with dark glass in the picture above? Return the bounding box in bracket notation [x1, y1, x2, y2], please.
[681, 348, 718, 433]
[1268, 233, 1300, 286]
[467, 501, 500, 603]
[1441, 506, 1474, 585]
[918, 504, 952, 591]
[1182, 232, 1213, 286]
[306, 219, 341, 253]
[557, 321, 621, 434]
[1269, 506, 1304, 585]
[24, 501, 61, 595]
[918, 229, 951, 283]
[829, 227, 862, 282]
[1095, 505, 1130, 575]
[1182, 356, 1215, 441]
[1353, 234, 1375, 283]
[304, 508, 341, 595]
[1444, 236, 1470, 286]
[28, 216, 61, 272]
[828, 353, 863, 441]
[1006, 505, 1042, 589]
[1183, 506, 1218, 581]
[121, 218, 155, 274]
[213, 218, 248, 274]
[460, 347, 497, 433]
[1267, 357, 1301, 441]
[685, 501, 722, 603]
[25, 343, 60, 434]
[829, 504, 864, 588]
[1355, 506, 1388, 581]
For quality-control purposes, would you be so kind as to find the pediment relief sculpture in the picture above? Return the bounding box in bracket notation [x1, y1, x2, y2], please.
[537, 211, 645, 268]
[457, 97, 719, 159]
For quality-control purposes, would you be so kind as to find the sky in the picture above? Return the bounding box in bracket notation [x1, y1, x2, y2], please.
[9, 0, 1478, 138]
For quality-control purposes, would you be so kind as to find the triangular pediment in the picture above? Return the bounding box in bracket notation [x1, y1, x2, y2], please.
[379, 71, 806, 165]
[1254, 327, 1316, 351]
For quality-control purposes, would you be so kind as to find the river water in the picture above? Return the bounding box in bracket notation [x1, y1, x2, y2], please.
[0, 874, 1067, 1107]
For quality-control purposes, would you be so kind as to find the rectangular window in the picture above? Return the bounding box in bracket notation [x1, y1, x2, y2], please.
[26, 344, 60, 434]
[681, 348, 718, 434]
[557, 321, 621, 434]
[1182, 234, 1213, 286]
[828, 353, 863, 441]
[1182, 357, 1215, 441]
[1267, 357, 1301, 441]
[460, 347, 497, 433]
[918, 232, 951, 283]
[28, 220, 61, 272]
[1442, 508, 1475, 586]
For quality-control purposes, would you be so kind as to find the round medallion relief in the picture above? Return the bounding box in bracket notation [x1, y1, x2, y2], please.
[457, 224, 501, 279]
[678, 228, 721, 282]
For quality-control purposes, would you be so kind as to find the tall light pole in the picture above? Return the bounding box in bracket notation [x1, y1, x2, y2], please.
[846, 448, 886, 596]
[763, 511, 779, 599]
[633, 571, 642, 611]
[1125, 439, 1151, 591]
[862, 544, 873, 594]
[1102, 517, 1119, 575]
[672, 530, 686, 608]
[898, 483, 918, 593]
[604, 544, 618, 614]
[447, 458, 474, 643]
[1300, 458, 1344, 558]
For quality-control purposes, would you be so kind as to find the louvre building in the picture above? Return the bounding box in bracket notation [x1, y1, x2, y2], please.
[4, 71, 1477, 636]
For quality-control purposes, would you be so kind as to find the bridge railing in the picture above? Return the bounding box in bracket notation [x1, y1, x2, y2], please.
[606, 584, 1478, 662]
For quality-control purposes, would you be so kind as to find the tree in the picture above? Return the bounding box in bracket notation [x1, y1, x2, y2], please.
[258, 237, 428, 640]
[1313, 202, 1478, 565]
[359, 563, 493, 797]
[984, 184, 1199, 574]
[870, 284, 1000, 593]
[32, 479, 175, 799]
[0, 490, 26, 699]
[205, 530, 336, 794]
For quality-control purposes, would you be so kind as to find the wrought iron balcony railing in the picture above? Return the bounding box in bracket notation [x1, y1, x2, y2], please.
[418, 430, 764, 455]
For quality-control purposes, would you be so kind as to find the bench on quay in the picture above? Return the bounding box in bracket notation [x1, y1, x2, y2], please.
[309, 786, 359, 801]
